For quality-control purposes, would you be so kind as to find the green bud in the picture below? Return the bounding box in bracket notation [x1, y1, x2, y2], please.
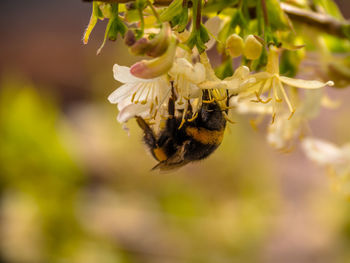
[244, 35, 263, 60]
[226, 34, 244, 58]
[124, 30, 136, 46]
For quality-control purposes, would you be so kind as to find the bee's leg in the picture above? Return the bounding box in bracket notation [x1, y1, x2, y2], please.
[136, 116, 157, 148]
[151, 85, 177, 148]
[202, 89, 210, 101]
[225, 90, 230, 114]
[166, 84, 177, 134]
[187, 99, 193, 117]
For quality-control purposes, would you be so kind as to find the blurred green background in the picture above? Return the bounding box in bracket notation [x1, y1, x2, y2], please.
[1, 1, 350, 262]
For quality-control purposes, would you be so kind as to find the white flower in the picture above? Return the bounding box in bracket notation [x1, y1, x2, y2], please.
[108, 64, 171, 123]
[198, 53, 256, 96]
[169, 57, 206, 127]
[302, 137, 350, 196]
[302, 138, 350, 168]
[267, 89, 323, 150]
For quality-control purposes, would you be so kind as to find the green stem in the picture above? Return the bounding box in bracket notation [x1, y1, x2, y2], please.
[261, 0, 269, 27]
[146, 0, 161, 24]
[138, 7, 145, 37]
[195, 0, 202, 30]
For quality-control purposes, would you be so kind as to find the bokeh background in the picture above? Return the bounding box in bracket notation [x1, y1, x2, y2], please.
[1, 1, 350, 262]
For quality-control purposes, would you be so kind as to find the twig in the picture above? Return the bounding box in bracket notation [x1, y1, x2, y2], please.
[280, 3, 348, 39]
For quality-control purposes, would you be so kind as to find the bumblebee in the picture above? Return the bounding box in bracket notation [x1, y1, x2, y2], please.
[136, 86, 228, 171]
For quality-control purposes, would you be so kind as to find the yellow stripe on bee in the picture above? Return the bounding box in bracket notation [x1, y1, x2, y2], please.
[153, 147, 167, 161]
[185, 127, 224, 145]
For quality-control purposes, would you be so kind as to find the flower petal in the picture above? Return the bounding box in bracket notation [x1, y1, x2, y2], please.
[250, 72, 272, 81]
[108, 83, 138, 104]
[113, 64, 145, 83]
[204, 16, 222, 50]
[302, 137, 346, 165]
[279, 76, 334, 89]
[117, 104, 149, 123]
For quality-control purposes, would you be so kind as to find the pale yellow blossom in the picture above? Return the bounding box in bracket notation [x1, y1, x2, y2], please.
[240, 46, 334, 122]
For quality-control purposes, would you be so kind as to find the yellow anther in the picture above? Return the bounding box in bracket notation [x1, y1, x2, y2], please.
[188, 112, 198, 122]
[131, 92, 137, 102]
[271, 113, 276, 124]
[288, 109, 296, 120]
[203, 98, 215, 103]
[178, 118, 186, 129]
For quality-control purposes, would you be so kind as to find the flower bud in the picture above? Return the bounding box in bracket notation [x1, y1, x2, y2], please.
[226, 34, 244, 58]
[129, 37, 149, 55]
[243, 35, 263, 60]
[129, 23, 171, 57]
[124, 30, 136, 46]
[130, 38, 177, 79]
[146, 23, 171, 57]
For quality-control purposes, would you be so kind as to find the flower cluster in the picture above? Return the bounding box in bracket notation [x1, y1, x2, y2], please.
[83, 0, 350, 194]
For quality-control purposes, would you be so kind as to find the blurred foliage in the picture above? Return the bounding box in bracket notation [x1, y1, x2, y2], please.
[0, 74, 350, 262]
[0, 76, 277, 262]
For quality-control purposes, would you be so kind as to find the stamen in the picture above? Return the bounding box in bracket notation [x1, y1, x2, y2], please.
[203, 98, 215, 103]
[131, 92, 137, 103]
[252, 91, 272, 104]
[152, 108, 158, 119]
[209, 90, 213, 101]
[213, 89, 227, 101]
[135, 83, 148, 104]
[271, 113, 276, 124]
[277, 80, 295, 117]
[149, 102, 154, 114]
[256, 80, 266, 98]
[178, 103, 188, 129]
[223, 112, 235, 124]
[288, 110, 295, 120]
[272, 78, 282, 103]
[141, 83, 152, 104]
[221, 105, 236, 110]
[188, 112, 198, 122]
[178, 118, 186, 129]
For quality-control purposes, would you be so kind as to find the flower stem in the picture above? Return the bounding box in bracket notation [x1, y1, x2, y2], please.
[260, 0, 269, 27]
[146, 0, 161, 24]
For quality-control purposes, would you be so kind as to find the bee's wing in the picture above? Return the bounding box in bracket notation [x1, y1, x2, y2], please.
[151, 141, 191, 172]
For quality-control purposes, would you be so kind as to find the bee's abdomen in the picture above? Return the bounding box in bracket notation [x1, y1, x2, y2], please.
[185, 127, 224, 145]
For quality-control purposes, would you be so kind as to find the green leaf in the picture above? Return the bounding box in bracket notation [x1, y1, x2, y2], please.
[215, 59, 233, 80]
[171, 6, 189, 32]
[160, 0, 183, 22]
[97, 4, 126, 54]
[83, 2, 102, 44]
[186, 24, 210, 53]
[265, 0, 289, 31]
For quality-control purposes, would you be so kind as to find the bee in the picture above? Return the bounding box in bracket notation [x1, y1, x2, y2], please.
[136, 85, 228, 171]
